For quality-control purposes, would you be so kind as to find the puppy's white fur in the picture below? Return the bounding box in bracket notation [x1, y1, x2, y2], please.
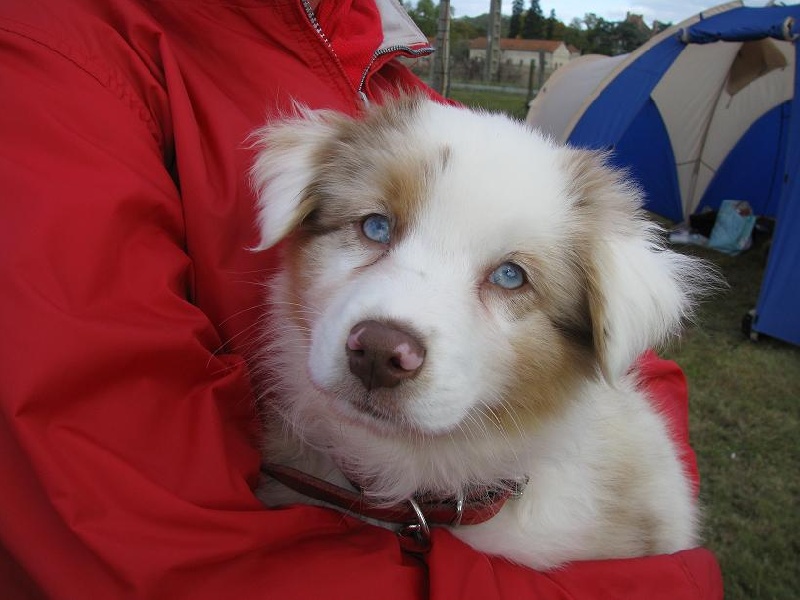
[250, 96, 706, 569]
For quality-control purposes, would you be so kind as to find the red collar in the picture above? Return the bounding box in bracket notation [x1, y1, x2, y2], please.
[261, 462, 525, 536]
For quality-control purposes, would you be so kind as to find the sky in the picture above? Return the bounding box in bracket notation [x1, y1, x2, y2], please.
[449, 0, 765, 28]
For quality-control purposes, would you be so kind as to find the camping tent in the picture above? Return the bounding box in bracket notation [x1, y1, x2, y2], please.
[527, 1, 800, 346]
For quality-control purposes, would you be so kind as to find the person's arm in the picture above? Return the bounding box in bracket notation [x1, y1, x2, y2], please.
[0, 16, 426, 600]
[429, 531, 723, 600]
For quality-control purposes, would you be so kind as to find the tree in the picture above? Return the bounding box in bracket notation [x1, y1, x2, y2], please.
[406, 0, 438, 36]
[521, 0, 545, 39]
[450, 14, 482, 61]
[563, 18, 588, 53]
[613, 20, 650, 54]
[566, 13, 612, 55]
[509, 0, 524, 38]
[544, 9, 558, 40]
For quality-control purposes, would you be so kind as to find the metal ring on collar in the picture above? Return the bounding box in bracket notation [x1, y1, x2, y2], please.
[405, 497, 430, 539]
[450, 493, 465, 527]
[398, 497, 431, 553]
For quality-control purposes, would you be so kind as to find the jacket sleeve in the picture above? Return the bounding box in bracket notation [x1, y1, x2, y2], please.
[0, 16, 721, 600]
[428, 534, 723, 600]
[0, 17, 426, 600]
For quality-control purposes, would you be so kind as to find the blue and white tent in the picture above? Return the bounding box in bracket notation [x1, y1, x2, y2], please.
[527, 1, 800, 346]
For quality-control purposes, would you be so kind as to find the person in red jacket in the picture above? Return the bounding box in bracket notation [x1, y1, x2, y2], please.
[0, 1, 722, 598]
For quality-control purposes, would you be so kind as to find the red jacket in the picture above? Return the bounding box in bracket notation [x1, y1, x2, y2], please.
[0, 0, 722, 598]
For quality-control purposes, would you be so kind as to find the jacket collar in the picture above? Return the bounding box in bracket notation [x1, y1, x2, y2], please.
[373, 0, 434, 54]
[307, 0, 433, 95]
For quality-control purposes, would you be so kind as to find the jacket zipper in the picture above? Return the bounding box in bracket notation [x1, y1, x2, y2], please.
[356, 44, 434, 104]
[300, 0, 432, 108]
[300, 0, 334, 54]
[300, 0, 365, 106]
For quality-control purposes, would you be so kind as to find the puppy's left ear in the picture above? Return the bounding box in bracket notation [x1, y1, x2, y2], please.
[566, 150, 708, 380]
[249, 107, 346, 251]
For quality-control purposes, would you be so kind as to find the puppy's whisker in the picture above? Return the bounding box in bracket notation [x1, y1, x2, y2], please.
[217, 302, 273, 328]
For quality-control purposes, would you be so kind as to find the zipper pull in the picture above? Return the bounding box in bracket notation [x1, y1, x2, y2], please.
[357, 90, 370, 108]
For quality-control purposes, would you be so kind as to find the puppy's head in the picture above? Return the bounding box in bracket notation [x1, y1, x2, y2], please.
[251, 96, 704, 438]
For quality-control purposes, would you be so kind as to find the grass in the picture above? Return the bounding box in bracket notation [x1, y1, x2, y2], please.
[662, 243, 800, 600]
[449, 88, 800, 598]
[449, 88, 531, 120]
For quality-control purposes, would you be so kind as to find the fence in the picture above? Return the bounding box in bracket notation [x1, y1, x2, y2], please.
[404, 55, 555, 98]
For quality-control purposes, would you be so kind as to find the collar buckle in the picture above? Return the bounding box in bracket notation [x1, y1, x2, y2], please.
[398, 497, 431, 553]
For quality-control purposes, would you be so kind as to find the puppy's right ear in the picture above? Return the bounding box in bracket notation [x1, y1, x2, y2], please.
[249, 107, 343, 251]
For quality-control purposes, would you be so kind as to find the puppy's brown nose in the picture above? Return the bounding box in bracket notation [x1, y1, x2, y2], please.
[346, 320, 425, 390]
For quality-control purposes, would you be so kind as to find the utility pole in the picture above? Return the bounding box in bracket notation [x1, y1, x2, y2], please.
[430, 0, 451, 95]
[538, 49, 547, 89]
[484, 0, 502, 82]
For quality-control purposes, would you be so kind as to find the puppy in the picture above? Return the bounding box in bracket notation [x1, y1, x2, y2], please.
[250, 96, 706, 569]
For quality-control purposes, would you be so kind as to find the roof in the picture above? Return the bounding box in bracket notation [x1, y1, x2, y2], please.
[469, 37, 569, 53]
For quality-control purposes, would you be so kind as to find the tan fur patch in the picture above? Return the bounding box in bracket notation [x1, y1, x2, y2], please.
[282, 234, 324, 337]
[279, 99, 445, 334]
[476, 252, 597, 435]
[379, 145, 450, 236]
[488, 319, 596, 435]
[475, 150, 636, 434]
[290, 98, 447, 248]
[558, 149, 645, 379]
[593, 457, 660, 557]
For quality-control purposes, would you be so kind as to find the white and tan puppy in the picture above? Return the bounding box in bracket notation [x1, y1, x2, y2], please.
[250, 96, 706, 569]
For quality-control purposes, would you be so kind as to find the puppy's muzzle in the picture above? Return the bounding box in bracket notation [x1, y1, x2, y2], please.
[346, 320, 425, 390]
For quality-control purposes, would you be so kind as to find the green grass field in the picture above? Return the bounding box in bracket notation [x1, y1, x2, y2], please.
[664, 243, 800, 600]
[449, 88, 532, 120]
[451, 88, 800, 599]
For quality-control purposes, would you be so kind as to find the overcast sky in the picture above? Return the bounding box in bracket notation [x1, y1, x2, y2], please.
[449, 0, 767, 27]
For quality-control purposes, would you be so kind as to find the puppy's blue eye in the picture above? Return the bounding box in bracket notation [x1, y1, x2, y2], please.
[489, 262, 526, 289]
[362, 214, 391, 244]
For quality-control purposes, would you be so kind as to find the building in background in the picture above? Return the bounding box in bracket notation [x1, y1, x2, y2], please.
[468, 38, 580, 73]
